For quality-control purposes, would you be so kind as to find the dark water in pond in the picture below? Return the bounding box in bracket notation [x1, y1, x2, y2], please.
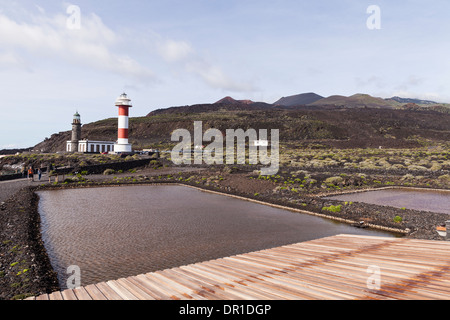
[325, 188, 450, 215]
[37, 185, 396, 289]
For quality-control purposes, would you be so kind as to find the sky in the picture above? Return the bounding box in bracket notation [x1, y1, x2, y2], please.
[1, 0, 450, 149]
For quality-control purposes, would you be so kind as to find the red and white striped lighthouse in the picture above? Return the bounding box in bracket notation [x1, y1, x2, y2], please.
[114, 93, 133, 153]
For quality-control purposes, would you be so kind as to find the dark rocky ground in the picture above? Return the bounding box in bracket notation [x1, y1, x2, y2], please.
[0, 163, 448, 300]
[0, 186, 59, 300]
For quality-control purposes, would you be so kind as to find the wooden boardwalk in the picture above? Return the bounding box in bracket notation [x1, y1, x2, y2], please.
[27, 234, 450, 300]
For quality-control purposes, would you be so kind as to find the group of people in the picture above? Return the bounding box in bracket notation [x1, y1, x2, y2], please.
[23, 167, 42, 182]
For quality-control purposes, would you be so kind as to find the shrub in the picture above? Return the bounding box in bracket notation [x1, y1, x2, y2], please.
[322, 205, 342, 213]
[324, 176, 344, 186]
[430, 163, 442, 171]
[103, 169, 115, 175]
[401, 174, 415, 181]
[407, 165, 427, 171]
[149, 160, 160, 166]
[393, 216, 403, 223]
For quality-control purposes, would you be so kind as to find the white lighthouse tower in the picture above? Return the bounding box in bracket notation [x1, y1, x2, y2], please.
[114, 93, 133, 153]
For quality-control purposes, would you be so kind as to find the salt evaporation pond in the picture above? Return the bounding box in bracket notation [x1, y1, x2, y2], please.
[325, 188, 450, 215]
[37, 185, 396, 289]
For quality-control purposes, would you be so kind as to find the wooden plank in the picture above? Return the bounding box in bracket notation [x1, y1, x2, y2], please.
[143, 273, 191, 300]
[319, 257, 442, 282]
[135, 273, 183, 300]
[270, 264, 393, 300]
[244, 252, 304, 269]
[114, 278, 157, 300]
[202, 260, 263, 280]
[169, 268, 244, 300]
[182, 264, 238, 284]
[172, 267, 251, 300]
[225, 256, 287, 272]
[36, 294, 49, 300]
[84, 284, 108, 300]
[151, 272, 208, 300]
[48, 291, 63, 300]
[410, 286, 450, 299]
[61, 289, 77, 300]
[200, 261, 312, 300]
[215, 257, 277, 276]
[106, 280, 138, 300]
[346, 256, 442, 275]
[177, 262, 298, 300]
[180, 265, 277, 300]
[233, 279, 313, 300]
[94, 282, 124, 300]
[126, 275, 172, 300]
[73, 287, 93, 300]
[319, 256, 432, 277]
[156, 269, 223, 300]
[190, 264, 285, 300]
[265, 271, 362, 300]
[355, 251, 449, 267]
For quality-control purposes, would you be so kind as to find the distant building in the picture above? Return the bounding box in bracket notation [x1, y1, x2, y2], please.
[77, 140, 115, 153]
[66, 112, 115, 153]
[66, 93, 134, 154]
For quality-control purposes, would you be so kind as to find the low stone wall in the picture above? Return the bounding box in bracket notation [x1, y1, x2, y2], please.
[55, 158, 157, 175]
[0, 173, 23, 182]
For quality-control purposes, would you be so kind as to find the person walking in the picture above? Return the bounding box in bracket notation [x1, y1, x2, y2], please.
[38, 168, 42, 181]
[28, 167, 34, 182]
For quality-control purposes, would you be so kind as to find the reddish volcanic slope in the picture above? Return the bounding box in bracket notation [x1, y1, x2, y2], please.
[215, 96, 254, 105]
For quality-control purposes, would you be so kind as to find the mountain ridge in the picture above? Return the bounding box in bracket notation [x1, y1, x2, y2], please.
[274, 92, 324, 106]
[386, 96, 439, 105]
[308, 93, 396, 109]
[11, 92, 450, 153]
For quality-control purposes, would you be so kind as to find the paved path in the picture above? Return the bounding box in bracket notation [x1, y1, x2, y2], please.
[0, 167, 205, 203]
[0, 175, 48, 203]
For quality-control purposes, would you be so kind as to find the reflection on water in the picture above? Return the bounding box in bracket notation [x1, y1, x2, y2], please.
[38, 185, 395, 289]
[325, 188, 450, 214]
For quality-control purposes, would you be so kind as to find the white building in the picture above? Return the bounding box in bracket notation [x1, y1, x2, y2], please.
[66, 140, 115, 153]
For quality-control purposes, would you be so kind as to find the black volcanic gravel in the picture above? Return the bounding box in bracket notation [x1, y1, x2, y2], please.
[0, 167, 448, 300]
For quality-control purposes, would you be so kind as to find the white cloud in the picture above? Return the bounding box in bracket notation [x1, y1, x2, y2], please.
[0, 6, 253, 91]
[186, 59, 255, 92]
[355, 76, 386, 89]
[0, 10, 154, 82]
[35, 5, 45, 15]
[0, 51, 31, 71]
[155, 37, 255, 92]
[157, 39, 194, 63]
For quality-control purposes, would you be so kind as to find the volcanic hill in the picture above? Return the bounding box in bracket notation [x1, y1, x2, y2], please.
[274, 92, 324, 106]
[32, 94, 450, 153]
